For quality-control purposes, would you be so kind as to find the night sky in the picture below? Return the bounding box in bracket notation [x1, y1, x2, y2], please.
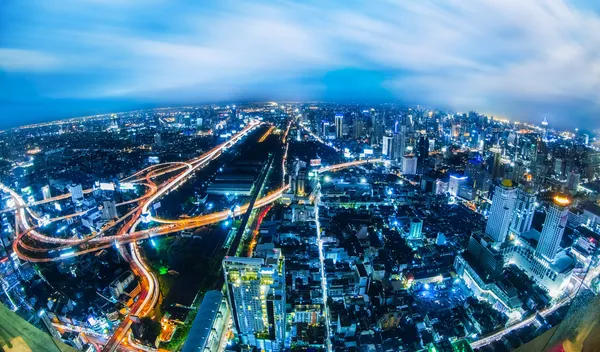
[1, 0, 599, 129]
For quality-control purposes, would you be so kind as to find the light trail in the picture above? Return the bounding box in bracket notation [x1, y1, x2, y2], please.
[258, 125, 274, 143]
[315, 158, 382, 173]
[313, 188, 332, 352]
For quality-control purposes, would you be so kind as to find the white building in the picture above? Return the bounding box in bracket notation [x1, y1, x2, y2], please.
[382, 135, 393, 158]
[509, 186, 536, 238]
[536, 195, 570, 262]
[401, 155, 418, 175]
[485, 179, 517, 243]
[448, 175, 468, 197]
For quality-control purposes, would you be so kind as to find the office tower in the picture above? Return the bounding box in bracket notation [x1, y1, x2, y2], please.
[466, 234, 505, 280]
[428, 139, 435, 153]
[536, 194, 570, 262]
[321, 121, 329, 137]
[509, 186, 536, 237]
[541, 117, 549, 141]
[68, 184, 84, 203]
[554, 158, 564, 177]
[41, 185, 51, 200]
[335, 113, 344, 139]
[382, 135, 393, 158]
[154, 133, 162, 146]
[401, 155, 418, 175]
[296, 168, 307, 196]
[566, 171, 580, 193]
[353, 115, 364, 139]
[408, 218, 423, 240]
[223, 250, 285, 351]
[371, 113, 383, 146]
[485, 179, 517, 243]
[101, 200, 118, 221]
[391, 132, 405, 161]
[448, 175, 468, 197]
[490, 146, 502, 180]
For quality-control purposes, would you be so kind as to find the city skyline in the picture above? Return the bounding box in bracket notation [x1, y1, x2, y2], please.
[2, 0, 600, 129]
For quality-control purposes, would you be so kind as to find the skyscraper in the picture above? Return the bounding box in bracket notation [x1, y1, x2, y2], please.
[223, 250, 286, 351]
[485, 179, 517, 243]
[401, 155, 418, 175]
[154, 133, 162, 147]
[509, 186, 536, 237]
[448, 175, 468, 197]
[353, 114, 364, 139]
[490, 146, 502, 181]
[382, 135, 393, 158]
[335, 113, 344, 139]
[391, 132, 405, 161]
[536, 194, 570, 262]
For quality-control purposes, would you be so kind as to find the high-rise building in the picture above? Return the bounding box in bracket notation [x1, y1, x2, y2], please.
[485, 179, 517, 243]
[401, 155, 418, 175]
[448, 175, 468, 197]
[391, 132, 405, 161]
[101, 200, 118, 221]
[382, 135, 393, 158]
[566, 171, 580, 193]
[296, 168, 307, 196]
[541, 117, 549, 141]
[407, 218, 423, 240]
[41, 185, 51, 200]
[68, 184, 84, 203]
[154, 133, 162, 146]
[371, 113, 383, 146]
[223, 250, 286, 351]
[335, 113, 344, 139]
[509, 186, 536, 237]
[353, 115, 364, 139]
[536, 194, 571, 262]
[490, 146, 502, 180]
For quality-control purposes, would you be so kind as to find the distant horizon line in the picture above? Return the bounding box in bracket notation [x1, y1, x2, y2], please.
[5, 101, 566, 133]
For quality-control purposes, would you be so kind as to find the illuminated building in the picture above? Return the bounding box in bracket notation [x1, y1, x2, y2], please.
[41, 185, 51, 200]
[503, 195, 575, 296]
[401, 155, 418, 175]
[407, 218, 423, 240]
[485, 179, 517, 243]
[382, 135, 393, 158]
[509, 186, 536, 237]
[223, 249, 285, 351]
[490, 146, 502, 180]
[335, 113, 344, 139]
[536, 195, 570, 262]
[448, 175, 468, 197]
[153, 133, 162, 146]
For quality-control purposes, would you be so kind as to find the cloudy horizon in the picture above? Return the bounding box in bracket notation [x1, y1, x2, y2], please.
[1, 0, 599, 130]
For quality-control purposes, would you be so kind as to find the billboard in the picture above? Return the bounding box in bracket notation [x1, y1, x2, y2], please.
[310, 159, 322, 167]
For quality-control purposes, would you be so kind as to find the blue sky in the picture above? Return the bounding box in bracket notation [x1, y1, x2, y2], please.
[1, 0, 600, 129]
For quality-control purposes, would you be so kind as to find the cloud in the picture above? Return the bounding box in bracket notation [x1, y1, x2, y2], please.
[1, 0, 600, 127]
[0, 49, 61, 72]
